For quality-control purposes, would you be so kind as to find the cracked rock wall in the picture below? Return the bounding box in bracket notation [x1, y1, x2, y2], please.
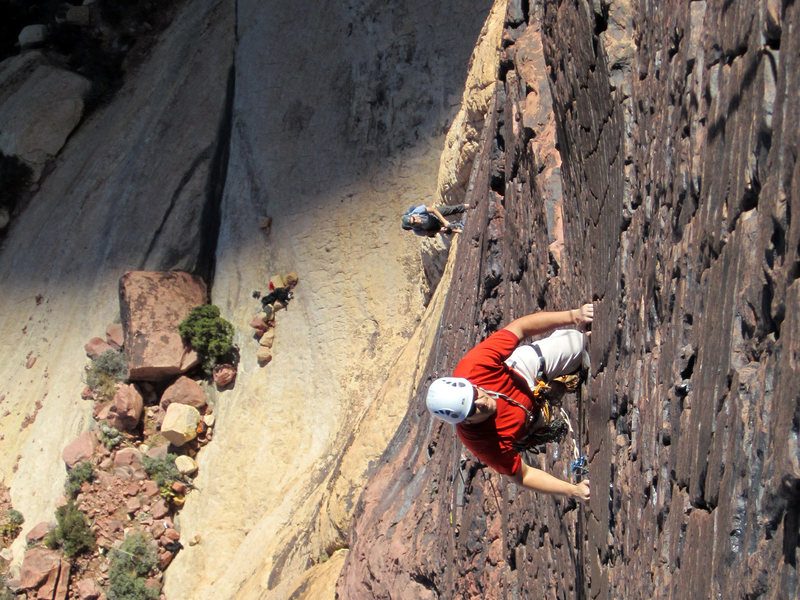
[339, 0, 800, 598]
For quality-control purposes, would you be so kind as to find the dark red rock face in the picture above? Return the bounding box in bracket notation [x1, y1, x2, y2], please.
[339, 1, 800, 598]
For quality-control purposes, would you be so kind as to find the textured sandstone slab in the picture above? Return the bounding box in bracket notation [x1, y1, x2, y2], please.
[119, 271, 207, 381]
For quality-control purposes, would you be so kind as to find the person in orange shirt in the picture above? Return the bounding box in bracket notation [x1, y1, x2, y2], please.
[426, 304, 593, 501]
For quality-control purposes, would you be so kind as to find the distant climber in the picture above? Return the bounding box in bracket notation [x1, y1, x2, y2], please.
[260, 287, 293, 309]
[401, 203, 469, 236]
[426, 304, 593, 502]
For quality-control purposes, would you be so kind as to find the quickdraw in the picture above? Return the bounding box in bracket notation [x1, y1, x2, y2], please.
[570, 455, 588, 476]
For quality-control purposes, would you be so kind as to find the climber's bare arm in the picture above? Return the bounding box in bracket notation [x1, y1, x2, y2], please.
[508, 461, 590, 502]
[503, 303, 593, 340]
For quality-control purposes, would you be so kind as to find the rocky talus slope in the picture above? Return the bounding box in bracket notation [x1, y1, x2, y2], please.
[339, 1, 800, 598]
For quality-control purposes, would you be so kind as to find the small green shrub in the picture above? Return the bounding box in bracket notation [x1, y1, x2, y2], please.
[142, 453, 181, 489]
[107, 532, 159, 600]
[178, 305, 237, 373]
[46, 500, 94, 558]
[87, 349, 127, 400]
[66, 462, 95, 498]
[1, 508, 24, 543]
[6, 510, 23, 527]
[98, 422, 123, 449]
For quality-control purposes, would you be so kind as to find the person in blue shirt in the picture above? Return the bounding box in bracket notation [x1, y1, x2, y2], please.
[401, 203, 469, 236]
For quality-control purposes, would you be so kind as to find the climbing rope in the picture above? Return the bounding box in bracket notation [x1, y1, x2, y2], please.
[561, 407, 588, 478]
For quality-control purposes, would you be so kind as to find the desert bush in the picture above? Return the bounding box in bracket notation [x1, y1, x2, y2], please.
[66, 461, 95, 498]
[178, 305, 237, 373]
[45, 500, 94, 558]
[86, 349, 127, 400]
[107, 532, 159, 600]
[142, 453, 181, 489]
[0, 509, 24, 543]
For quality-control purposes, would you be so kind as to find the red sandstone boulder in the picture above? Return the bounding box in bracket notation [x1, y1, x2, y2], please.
[113, 447, 143, 469]
[18, 548, 69, 599]
[249, 316, 268, 337]
[160, 376, 207, 411]
[25, 521, 51, 543]
[84, 337, 113, 358]
[62, 431, 97, 468]
[75, 578, 102, 600]
[212, 363, 236, 388]
[106, 322, 124, 348]
[151, 498, 170, 519]
[119, 271, 208, 381]
[106, 383, 143, 431]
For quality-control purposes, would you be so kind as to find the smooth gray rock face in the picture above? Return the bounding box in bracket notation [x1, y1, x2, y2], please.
[0, 0, 233, 565]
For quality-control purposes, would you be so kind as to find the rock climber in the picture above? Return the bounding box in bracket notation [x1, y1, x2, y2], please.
[401, 203, 469, 236]
[426, 304, 594, 502]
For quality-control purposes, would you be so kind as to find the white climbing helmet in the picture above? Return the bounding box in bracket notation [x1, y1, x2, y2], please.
[426, 377, 474, 424]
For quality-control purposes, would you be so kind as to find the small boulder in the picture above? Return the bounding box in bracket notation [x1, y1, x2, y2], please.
[151, 499, 170, 520]
[259, 329, 275, 348]
[145, 444, 169, 461]
[160, 376, 207, 411]
[249, 316, 268, 337]
[18, 547, 63, 592]
[84, 337, 113, 358]
[65, 5, 91, 25]
[25, 522, 51, 544]
[18, 25, 47, 50]
[113, 447, 143, 469]
[106, 323, 124, 348]
[75, 578, 102, 600]
[141, 480, 159, 498]
[62, 431, 97, 468]
[106, 384, 143, 431]
[212, 364, 236, 388]
[179, 347, 201, 373]
[257, 346, 272, 365]
[160, 403, 201, 446]
[175, 455, 197, 476]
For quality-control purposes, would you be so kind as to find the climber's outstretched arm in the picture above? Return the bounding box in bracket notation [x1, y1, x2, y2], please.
[508, 461, 590, 502]
[503, 303, 593, 340]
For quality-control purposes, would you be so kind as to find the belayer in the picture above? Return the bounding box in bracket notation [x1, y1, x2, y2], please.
[401, 203, 469, 236]
[426, 304, 594, 501]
